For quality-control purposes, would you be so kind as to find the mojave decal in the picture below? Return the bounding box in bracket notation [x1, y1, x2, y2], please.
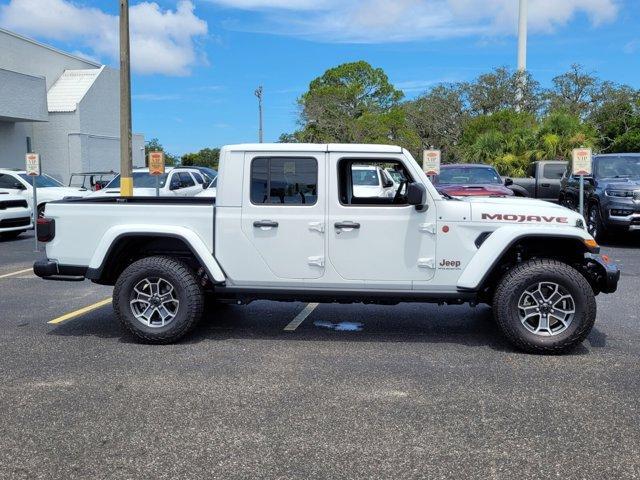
[481, 213, 569, 224]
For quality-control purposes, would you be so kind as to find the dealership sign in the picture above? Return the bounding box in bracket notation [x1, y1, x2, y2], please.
[148, 151, 165, 176]
[572, 148, 592, 176]
[25, 153, 40, 176]
[422, 150, 441, 176]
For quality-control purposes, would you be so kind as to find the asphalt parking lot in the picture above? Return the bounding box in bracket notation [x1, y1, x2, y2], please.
[1, 232, 639, 480]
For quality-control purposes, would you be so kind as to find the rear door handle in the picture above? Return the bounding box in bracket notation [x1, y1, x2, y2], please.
[253, 220, 279, 228]
[334, 221, 360, 230]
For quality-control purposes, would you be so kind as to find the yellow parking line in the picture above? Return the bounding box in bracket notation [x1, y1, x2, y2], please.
[0, 268, 33, 279]
[284, 303, 319, 331]
[48, 298, 112, 325]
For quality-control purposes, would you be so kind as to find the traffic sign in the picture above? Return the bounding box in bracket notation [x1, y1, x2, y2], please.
[423, 150, 441, 176]
[148, 151, 165, 176]
[25, 153, 40, 176]
[572, 148, 592, 176]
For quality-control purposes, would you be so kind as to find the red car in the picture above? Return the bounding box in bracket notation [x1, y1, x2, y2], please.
[433, 164, 514, 197]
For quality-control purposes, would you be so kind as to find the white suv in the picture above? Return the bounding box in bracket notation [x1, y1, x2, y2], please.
[0, 169, 90, 218]
[352, 165, 396, 199]
[0, 191, 32, 239]
[89, 167, 204, 197]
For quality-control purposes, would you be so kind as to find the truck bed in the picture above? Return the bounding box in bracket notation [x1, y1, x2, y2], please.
[44, 197, 215, 268]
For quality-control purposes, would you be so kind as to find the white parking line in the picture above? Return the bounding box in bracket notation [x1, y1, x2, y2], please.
[0, 268, 33, 279]
[284, 303, 319, 331]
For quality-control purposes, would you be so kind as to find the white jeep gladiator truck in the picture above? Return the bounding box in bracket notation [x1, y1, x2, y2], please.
[34, 144, 620, 353]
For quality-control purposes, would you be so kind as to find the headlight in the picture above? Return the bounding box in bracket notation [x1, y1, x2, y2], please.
[605, 189, 634, 198]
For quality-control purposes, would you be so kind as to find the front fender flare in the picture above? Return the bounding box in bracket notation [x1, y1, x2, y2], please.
[457, 226, 592, 291]
[87, 224, 225, 283]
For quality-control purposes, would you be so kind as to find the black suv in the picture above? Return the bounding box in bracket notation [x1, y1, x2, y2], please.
[560, 153, 640, 240]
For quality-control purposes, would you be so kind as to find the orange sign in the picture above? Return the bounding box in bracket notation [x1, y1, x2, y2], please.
[422, 150, 441, 176]
[148, 151, 165, 176]
[572, 148, 592, 176]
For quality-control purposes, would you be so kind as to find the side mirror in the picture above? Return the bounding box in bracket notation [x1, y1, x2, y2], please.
[407, 182, 427, 209]
[169, 179, 182, 190]
[584, 176, 595, 185]
[13, 181, 26, 190]
[504, 178, 513, 187]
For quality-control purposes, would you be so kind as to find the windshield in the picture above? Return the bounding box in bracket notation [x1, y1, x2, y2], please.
[352, 169, 380, 186]
[435, 167, 502, 185]
[106, 172, 169, 189]
[19, 174, 64, 188]
[595, 156, 640, 178]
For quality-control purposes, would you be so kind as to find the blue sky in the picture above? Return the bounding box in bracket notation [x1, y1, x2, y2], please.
[1, 0, 638, 156]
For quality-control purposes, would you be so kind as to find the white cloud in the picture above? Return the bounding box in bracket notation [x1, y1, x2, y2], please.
[208, 0, 620, 42]
[0, 0, 208, 75]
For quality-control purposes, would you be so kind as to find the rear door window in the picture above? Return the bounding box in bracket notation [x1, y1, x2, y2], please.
[250, 157, 317, 205]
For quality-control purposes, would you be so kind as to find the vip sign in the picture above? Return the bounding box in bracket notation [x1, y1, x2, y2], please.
[148, 151, 165, 176]
[572, 148, 592, 176]
[25, 153, 40, 176]
[422, 150, 441, 176]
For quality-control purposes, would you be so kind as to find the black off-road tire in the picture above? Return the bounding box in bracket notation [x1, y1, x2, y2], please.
[113, 256, 204, 344]
[587, 204, 607, 242]
[493, 259, 597, 354]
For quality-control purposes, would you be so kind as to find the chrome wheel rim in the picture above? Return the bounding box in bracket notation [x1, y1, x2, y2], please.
[518, 282, 575, 336]
[587, 208, 598, 238]
[130, 277, 180, 328]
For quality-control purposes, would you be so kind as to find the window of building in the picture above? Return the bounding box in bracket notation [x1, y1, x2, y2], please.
[250, 157, 318, 205]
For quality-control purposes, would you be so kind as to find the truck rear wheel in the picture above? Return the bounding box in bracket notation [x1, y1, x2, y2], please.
[493, 259, 596, 354]
[113, 256, 204, 344]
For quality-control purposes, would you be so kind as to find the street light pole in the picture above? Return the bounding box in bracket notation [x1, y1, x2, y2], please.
[515, 0, 528, 111]
[517, 0, 528, 72]
[119, 0, 133, 196]
[255, 86, 264, 143]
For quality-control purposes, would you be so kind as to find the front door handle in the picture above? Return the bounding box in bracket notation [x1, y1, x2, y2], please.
[540, 183, 551, 187]
[334, 221, 360, 230]
[253, 220, 279, 228]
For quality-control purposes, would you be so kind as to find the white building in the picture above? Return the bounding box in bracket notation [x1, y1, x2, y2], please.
[0, 28, 144, 184]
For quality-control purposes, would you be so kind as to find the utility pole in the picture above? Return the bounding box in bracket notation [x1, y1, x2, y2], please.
[515, 0, 528, 111]
[119, 0, 133, 196]
[255, 86, 264, 143]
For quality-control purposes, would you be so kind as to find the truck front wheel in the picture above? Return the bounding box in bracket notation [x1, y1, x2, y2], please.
[493, 259, 596, 354]
[113, 256, 204, 344]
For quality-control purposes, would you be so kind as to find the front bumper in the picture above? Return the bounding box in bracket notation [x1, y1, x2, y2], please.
[584, 253, 620, 294]
[603, 199, 640, 230]
[33, 260, 87, 281]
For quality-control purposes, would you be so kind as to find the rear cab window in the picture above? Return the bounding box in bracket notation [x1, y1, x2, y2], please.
[250, 157, 318, 205]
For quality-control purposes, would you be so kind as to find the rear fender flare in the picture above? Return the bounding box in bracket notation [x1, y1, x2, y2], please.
[88, 225, 225, 283]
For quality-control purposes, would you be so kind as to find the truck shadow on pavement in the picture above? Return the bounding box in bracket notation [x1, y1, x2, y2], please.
[47, 302, 599, 355]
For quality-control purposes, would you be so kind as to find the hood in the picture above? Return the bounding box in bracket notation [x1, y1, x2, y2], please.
[597, 178, 640, 190]
[466, 196, 584, 226]
[437, 184, 513, 197]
